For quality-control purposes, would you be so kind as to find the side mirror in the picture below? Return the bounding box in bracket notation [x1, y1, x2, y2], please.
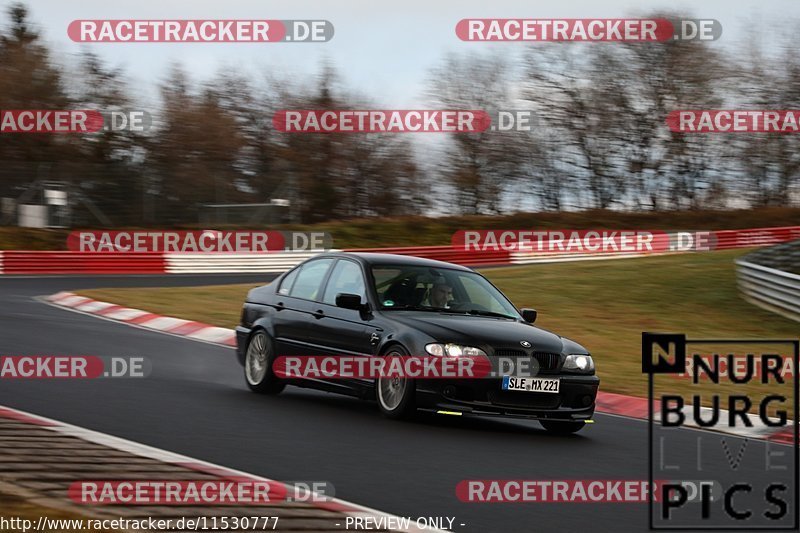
[336, 293, 365, 311]
[520, 308, 537, 323]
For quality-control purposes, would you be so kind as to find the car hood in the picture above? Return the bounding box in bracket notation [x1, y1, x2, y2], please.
[385, 312, 583, 354]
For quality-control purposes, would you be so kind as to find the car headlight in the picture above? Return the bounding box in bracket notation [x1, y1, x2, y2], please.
[563, 354, 594, 373]
[425, 343, 487, 357]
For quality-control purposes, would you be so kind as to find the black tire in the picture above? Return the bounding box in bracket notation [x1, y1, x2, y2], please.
[376, 346, 416, 419]
[244, 330, 286, 394]
[540, 420, 586, 434]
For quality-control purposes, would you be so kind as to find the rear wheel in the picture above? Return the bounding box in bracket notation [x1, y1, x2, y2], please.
[376, 347, 416, 419]
[540, 420, 585, 434]
[244, 330, 285, 394]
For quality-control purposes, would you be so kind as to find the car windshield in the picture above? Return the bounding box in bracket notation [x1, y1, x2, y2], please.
[372, 265, 520, 319]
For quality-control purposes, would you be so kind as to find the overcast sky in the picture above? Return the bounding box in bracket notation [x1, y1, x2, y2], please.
[6, 0, 800, 107]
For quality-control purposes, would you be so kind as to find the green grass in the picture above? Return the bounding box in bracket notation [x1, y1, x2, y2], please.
[486, 250, 798, 402]
[77, 249, 799, 403]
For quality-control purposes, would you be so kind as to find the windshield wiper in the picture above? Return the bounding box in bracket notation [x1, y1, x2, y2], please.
[443, 309, 517, 320]
[384, 306, 516, 319]
[383, 305, 441, 312]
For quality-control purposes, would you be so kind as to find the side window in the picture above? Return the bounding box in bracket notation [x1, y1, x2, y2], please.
[373, 268, 403, 303]
[289, 259, 333, 301]
[323, 260, 366, 305]
[277, 267, 300, 295]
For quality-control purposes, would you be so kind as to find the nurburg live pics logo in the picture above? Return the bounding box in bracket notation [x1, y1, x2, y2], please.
[642, 333, 799, 530]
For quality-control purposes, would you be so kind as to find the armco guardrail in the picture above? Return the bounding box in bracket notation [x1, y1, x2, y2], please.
[736, 240, 800, 323]
[0, 251, 166, 275]
[0, 250, 326, 275]
[1, 226, 799, 275]
[736, 259, 800, 322]
[737, 238, 800, 275]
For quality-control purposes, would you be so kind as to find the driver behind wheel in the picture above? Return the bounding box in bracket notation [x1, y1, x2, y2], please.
[423, 278, 453, 308]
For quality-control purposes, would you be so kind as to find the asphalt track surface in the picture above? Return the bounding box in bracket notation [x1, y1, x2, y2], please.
[0, 275, 796, 533]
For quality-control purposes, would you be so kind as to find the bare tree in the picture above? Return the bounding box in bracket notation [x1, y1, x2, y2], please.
[428, 53, 530, 214]
[522, 14, 727, 211]
[727, 28, 800, 207]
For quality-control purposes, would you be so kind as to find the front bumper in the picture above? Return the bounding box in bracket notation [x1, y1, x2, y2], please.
[415, 374, 600, 421]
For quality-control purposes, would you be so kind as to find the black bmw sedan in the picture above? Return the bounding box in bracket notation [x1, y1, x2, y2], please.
[236, 252, 599, 433]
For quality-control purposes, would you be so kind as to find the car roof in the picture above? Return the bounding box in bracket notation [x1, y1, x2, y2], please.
[317, 252, 473, 271]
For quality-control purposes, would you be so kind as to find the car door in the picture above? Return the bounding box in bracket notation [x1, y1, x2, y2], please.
[269, 266, 301, 355]
[273, 258, 334, 355]
[307, 258, 382, 391]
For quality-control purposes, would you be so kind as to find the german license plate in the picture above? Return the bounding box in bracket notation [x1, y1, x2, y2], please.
[502, 376, 560, 393]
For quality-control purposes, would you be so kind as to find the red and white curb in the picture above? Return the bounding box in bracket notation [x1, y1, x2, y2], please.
[45, 292, 796, 446]
[45, 291, 235, 346]
[0, 404, 445, 533]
